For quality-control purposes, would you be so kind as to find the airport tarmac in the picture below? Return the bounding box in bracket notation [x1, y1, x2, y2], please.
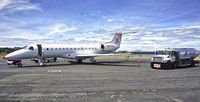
[0, 58, 200, 102]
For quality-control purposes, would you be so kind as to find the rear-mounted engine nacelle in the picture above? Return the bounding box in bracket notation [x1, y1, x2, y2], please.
[100, 44, 105, 50]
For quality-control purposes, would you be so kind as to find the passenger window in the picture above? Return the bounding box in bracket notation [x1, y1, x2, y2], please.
[28, 46, 34, 50]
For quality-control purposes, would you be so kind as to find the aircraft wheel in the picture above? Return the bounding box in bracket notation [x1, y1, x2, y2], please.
[90, 57, 96, 64]
[35, 60, 39, 63]
[17, 63, 22, 67]
[54, 58, 57, 62]
[77, 59, 83, 64]
[92, 60, 96, 64]
[91, 60, 96, 64]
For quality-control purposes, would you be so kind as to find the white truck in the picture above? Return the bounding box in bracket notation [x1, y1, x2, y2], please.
[151, 48, 199, 69]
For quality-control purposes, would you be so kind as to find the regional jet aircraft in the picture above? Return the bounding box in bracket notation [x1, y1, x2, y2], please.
[3, 32, 133, 67]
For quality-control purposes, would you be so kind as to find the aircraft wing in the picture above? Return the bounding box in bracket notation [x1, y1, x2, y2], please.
[76, 53, 123, 58]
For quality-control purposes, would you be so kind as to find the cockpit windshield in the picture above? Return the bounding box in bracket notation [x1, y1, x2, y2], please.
[28, 46, 34, 50]
[156, 51, 171, 55]
[23, 46, 34, 50]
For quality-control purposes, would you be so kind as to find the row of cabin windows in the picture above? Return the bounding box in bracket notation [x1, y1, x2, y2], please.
[46, 48, 98, 50]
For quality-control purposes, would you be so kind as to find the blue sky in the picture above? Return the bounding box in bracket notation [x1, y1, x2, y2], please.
[0, 0, 200, 51]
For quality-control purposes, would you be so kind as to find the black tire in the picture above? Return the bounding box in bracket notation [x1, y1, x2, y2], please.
[172, 62, 177, 68]
[35, 60, 38, 63]
[92, 60, 96, 64]
[77, 59, 83, 64]
[166, 61, 172, 69]
[17, 63, 22, 67]
[54, 58, 57, 62]
[191, 60, 195, 67]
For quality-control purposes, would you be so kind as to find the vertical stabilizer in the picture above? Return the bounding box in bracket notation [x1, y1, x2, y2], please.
[108, 32, 122, 47]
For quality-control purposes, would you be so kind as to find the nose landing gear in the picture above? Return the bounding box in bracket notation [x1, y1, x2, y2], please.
[6, 60, 23, 67]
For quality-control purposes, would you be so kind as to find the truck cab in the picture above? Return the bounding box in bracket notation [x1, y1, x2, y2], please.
[151, 48, 198, 69]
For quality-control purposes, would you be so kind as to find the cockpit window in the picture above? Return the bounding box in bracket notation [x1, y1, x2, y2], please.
[28, 46, 34, 50]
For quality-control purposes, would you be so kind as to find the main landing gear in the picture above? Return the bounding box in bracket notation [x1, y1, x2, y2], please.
[76, 59, 83, 64]
[90, 57, 96, 64]
[76, 57, 96, 64]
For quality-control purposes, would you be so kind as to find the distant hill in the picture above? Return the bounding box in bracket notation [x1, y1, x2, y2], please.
[115, 51, 155, 54]
[130, 51, 155, 54]
[0, 47, 21, 54]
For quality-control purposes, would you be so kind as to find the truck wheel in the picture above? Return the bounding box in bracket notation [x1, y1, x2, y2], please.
[166, 61, 172, 69]
[173, 62, 178, 68]
[191, 60, 195, 67]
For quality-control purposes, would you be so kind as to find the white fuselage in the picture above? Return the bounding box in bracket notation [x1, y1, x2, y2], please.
[4, 43, 119, 60]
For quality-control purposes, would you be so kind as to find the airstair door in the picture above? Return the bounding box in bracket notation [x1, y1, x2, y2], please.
[37, 44, 44, 65]
[37, 44, 43, 57]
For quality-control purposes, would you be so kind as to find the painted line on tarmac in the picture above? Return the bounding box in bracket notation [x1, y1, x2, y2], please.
[0, 70, 19, 72]
[47, 70, 62, 73]
[170, 97, 184, 102]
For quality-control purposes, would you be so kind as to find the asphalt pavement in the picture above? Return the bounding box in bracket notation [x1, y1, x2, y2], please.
[0, 58, 200, 102]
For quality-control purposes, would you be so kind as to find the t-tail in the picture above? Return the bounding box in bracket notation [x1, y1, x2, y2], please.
[109, 32, 122, 47]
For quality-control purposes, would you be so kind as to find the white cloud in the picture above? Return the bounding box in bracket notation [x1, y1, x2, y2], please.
[127, 26, 146, 30]
[140, 36, 169, 41]
[0, 0, 40, 13]
[0, 20, 47, 39]
[107, 18, 115, 22]
[0, 21, 200, 51]
[0, 0, 12, 10]
[173, 29, 192, 35]
[145, 31, 153, 34]
[48, 24, 77, 36]
[0, 28, 45, 39]
[185, 24, 200, 29]
[139, 41, 155, 44]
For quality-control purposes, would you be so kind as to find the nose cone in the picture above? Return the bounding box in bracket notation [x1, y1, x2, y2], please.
[3, 52, 18, 60]
[3, 49, 30, 60]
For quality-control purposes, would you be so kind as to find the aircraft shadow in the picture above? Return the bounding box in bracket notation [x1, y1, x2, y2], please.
[69, 61, 139, 67]
[154, 65, 200, 70]
[19, 60, 139, 68]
